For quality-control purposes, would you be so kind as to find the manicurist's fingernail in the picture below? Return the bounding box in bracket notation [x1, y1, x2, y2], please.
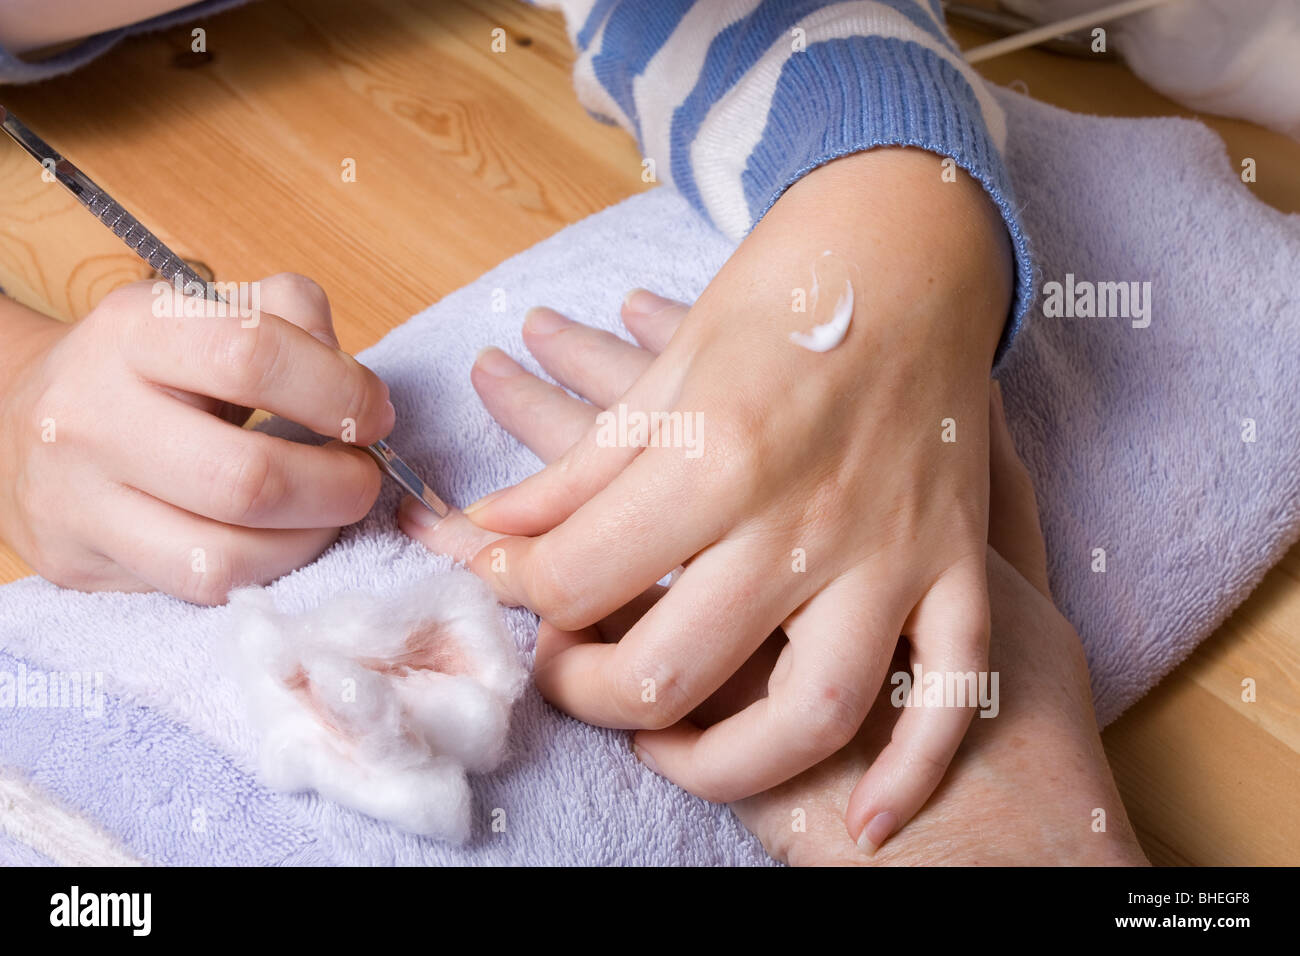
[398, 493, 440, 529]
[523, 306, 568, 336]
[474, 346, 522, 378]
[622, 288, 672, 316]
[857, 811, 899, 855]
[632, 743, 660, 775]
[462, 488, 504, 515]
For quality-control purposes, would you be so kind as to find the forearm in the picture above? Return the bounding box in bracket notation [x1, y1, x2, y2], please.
[0, 0, 191, 53]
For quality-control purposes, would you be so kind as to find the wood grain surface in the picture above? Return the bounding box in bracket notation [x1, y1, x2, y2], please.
[0, 0, 1295, 865]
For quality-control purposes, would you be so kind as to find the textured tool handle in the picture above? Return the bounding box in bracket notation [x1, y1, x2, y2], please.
[0, 106, 215, 301]
[83, 188, 215, 298]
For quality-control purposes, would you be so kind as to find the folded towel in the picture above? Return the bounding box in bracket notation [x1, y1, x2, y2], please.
[1, 88, 1297, 865]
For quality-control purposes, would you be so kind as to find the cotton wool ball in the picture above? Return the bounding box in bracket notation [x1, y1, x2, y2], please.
[226, 569, 527, 844]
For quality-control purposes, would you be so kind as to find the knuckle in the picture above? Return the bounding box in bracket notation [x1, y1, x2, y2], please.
[610, 659, 687, 729]
[791, 481, 844, 537]
[91, 283, 152, 343]
[341, 359, 381, 436]
[271, 272, 330, 314]
[182, 545, 263, 606]
[210, 322, 273, 395]
[902, 745, 951, 782]
[341, 451, 382, 523]
[187, 571, 235, 607]
[97, 280, 152, 317]
[696, 407, 763, 499]
[525, 550, 587, 628]
[622, 655, 690, 728]
[221, 445, 280, 524]
[789, 680, 866, 750]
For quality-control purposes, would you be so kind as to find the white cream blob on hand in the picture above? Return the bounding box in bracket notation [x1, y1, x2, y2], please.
[226, 569, 526, 843]
[790, 277, 854, 352]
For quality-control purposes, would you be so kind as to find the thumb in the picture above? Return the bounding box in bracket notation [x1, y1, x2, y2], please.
[987, 380, 1051, 598]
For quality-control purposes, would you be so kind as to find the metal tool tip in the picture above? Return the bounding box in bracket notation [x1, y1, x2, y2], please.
[420, 487, 450, 519]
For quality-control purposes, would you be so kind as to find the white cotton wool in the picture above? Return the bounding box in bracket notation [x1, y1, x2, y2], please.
[1000, 0, 1300, 139]
[225, 569, 527, 843]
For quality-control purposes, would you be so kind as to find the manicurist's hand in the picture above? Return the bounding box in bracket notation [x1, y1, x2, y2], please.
[402, 146, 1014, 852]
[0, 273, 393, 605]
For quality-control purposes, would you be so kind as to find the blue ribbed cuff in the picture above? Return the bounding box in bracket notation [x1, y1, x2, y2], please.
[740, 35, 1035, 366]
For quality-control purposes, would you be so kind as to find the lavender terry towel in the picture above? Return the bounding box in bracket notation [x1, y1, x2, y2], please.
[0, 89, 1297, 865]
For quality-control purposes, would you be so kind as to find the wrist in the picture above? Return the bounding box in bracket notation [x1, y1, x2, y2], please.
[758, 147, 1013, 369]
[0, 297, 66, 381]
[0, 299, 64, 544]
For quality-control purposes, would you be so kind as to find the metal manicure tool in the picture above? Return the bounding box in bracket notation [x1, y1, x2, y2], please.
[0, 105, 448, 518]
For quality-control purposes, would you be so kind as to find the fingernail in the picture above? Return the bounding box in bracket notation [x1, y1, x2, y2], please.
[632, 743, 660, 775]
[384, 399, 396, 424]
[474, 347, 522, 378]
[523, 306, 568, 336]
[398, 493, 439, 529]
[462, 488, 504, 515]
[622, 288, 672, 317]
[856, 811, 898, 854]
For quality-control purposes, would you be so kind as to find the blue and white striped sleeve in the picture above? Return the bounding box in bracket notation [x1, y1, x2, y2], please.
[0, 0, 1033, 351]
[540, 0, 1034, 356]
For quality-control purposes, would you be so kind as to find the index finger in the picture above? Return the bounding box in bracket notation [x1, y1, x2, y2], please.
[119, 282, 394, 445]
[529, 537, 792, 729]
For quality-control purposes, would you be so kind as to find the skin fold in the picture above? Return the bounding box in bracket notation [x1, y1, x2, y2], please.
[400, 290, 1148, 866]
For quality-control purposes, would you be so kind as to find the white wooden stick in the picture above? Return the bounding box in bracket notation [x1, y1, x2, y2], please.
[963, 0, 1185, 63]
